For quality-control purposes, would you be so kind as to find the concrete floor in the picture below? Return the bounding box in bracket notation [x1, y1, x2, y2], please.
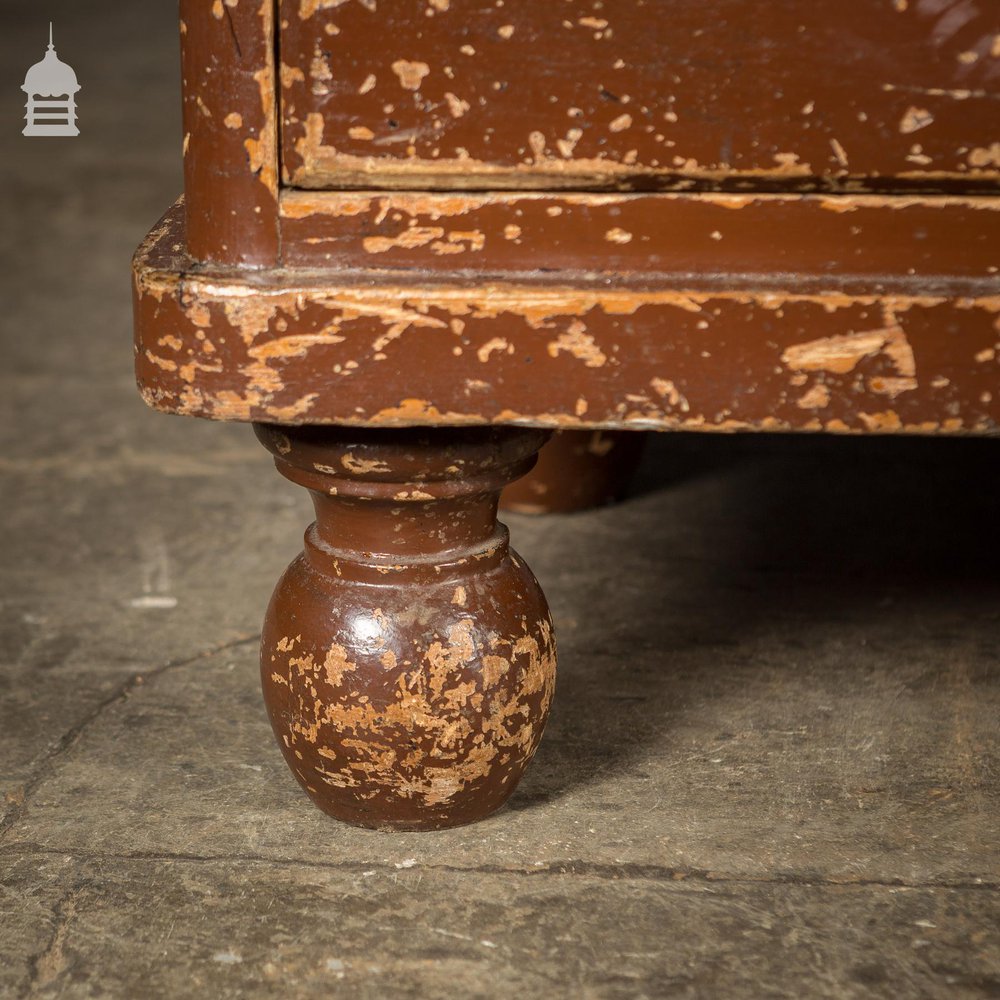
[2, 4, 999, 998]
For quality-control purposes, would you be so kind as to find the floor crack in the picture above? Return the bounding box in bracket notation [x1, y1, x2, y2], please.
[3, 845, 998, 893]
[0, 634, 260, 843]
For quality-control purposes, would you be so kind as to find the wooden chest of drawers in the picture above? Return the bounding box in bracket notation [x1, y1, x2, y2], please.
[132, 0, 999, 830]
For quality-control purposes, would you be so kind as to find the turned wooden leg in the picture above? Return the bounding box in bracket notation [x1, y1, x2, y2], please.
[501, 430, 646, 514]
[253, 424, 557, 831]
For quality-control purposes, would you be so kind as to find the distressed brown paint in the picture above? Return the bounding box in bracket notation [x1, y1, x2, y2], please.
[279, 189, 1000, 275]
[180, 0, 278, 264]
[133, 204, 999, 435]
[133, 1, 1000, 830]
[255, 423, 555, 829]
[279, 0, 1000, 192]
[501, 431, 646, 514]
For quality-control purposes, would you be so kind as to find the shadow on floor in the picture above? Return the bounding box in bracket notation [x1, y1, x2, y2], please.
[511, 431, 1000, 808]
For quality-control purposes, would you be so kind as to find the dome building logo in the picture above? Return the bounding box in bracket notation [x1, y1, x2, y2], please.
[22, 23, 80, 137]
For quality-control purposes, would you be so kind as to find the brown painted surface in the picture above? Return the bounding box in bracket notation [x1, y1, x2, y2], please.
[131, 3, 1000, 832]
[279, 0, 1000, 192]
[180, 0, 278, 264]
[279, 189, 1000, 275]
[501, 431, 645, 514]
[134, 203, 1000, 435]
[255, 423, 555, 829]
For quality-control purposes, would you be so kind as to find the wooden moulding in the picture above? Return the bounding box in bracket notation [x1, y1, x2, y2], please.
[278, 189, 1000, 276]
[180, 0, 279, 265]
[278, 0, 1000, 192]
[133, 200, 1000, 435]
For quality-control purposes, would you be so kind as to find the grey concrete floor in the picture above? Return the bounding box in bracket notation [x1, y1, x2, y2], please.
[2, 4, 999, 998]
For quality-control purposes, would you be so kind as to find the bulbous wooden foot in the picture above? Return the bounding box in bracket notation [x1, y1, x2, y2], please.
[254, 424, 557, 831]
[501, 430, 646, 514]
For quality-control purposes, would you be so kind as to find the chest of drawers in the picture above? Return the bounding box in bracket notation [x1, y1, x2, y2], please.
[132, 0, 999, 829]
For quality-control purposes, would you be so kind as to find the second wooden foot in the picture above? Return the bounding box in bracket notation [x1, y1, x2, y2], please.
[501, 429, 645, 514]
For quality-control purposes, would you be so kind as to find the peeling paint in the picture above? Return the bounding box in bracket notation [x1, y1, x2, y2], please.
[134, 204, 999, 436]
[391, 59, 430, 91]
[782, 325, 915, 378]
[547, 321, 608, 368]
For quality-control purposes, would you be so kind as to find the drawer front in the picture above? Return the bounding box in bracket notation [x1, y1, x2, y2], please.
[279, 0, 1000, 191]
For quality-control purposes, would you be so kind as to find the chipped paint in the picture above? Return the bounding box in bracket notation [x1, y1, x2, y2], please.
[278, 189, 1000, 281]
[796, 383, 832, 409]
[476, 337, 512, 363]
[281, 63, 307, 87]
[276, 2, 1000, 192]
[391, 59, 430, 91]
[899, 106, 934, 134]
[341, 453, 391, 474]
[547, 321, 608, 368]
[781, 325, 915, 378]
[245, 66, 278, 200]
[134, 204, 999, 436]
[299, 0, 351, 19]
[969, 144, 1000, 169]
[444, 92, 470, 118]
[650, 378, 690, 411]
[257, 424, 556, 827]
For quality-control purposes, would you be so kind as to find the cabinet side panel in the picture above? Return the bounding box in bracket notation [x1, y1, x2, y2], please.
[180, 0, 279, 264]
